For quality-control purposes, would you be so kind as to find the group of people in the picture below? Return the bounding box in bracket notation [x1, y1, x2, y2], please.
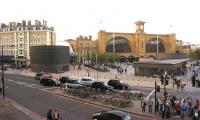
[169, 95, 200, 119]
[141, 97, 153, 113]
[140, 95, 200, 119]
[47, 109, 60, 120]
[117, 66, 127, 74]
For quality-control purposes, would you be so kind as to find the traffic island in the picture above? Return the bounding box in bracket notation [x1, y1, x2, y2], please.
[52, 89, 159, 119]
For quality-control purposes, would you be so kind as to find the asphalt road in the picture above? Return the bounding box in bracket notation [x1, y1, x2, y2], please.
[2, 74, 149, 120]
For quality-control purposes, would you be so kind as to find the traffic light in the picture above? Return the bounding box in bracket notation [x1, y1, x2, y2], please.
[160, 75, 164, 85]
[165, 79, 169, 85]
[192, 75, 196, 87]
[197, 81, 200, 88]
[156, 85, 160, 92]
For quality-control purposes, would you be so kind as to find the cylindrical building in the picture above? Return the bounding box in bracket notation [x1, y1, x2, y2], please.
[30, 46, 69, 73]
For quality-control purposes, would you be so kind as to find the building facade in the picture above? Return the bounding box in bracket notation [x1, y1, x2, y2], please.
[67, 20, 187, 61]
[98, 21, 176, 58]
[66, 35, 97, 62]
[0, 20, 56, 67]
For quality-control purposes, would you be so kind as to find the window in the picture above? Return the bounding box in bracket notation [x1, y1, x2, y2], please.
[20, 50, 22, 54]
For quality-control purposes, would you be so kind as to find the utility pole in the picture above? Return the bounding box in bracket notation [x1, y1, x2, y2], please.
[1, 46, 5, 99]
[155, 81, 157, 114]
[96, 54, 98, 81]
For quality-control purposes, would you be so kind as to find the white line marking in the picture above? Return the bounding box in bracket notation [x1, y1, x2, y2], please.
[16, 82, 27, 85]
[41, 87, 54, 90]
[39, 89, 51, 93]
[7, 79, 14, 82]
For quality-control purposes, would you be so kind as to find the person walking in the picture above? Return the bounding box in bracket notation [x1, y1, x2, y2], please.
[52, 109, 60, 120]
[166, 103, 171, 119]
[181, 98, 187, 118]
[147, 97, 153, 113]
[47, 109, 53, 120]
[141, 99, 147, 113]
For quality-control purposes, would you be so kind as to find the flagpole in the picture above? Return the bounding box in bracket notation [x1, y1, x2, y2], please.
[96, 53, 98, 81]
[157, 34, 158, 54]
[113, 32, 115, 63]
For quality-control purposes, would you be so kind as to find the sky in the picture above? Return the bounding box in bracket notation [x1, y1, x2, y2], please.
[0, 0, 200, 44]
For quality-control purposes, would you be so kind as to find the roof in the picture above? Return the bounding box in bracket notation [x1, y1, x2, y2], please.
[132, 59, 190, 69]
[136, 59, 190, 65]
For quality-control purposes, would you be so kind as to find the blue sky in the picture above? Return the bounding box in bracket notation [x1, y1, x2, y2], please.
[0, 0, 199, 44]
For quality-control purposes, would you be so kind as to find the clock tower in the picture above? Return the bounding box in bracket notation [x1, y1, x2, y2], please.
[135, 20, 145, 34]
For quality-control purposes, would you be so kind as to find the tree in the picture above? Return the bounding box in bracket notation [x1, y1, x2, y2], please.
[189, 49, 200, 60]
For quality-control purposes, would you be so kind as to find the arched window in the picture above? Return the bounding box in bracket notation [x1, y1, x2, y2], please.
[146, 38, 165, 53]
[106, 37, 131, 53]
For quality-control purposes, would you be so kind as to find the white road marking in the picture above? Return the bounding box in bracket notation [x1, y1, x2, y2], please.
[7, 79, 14, 82]
[39, 89, 51, 93]
[16, 82, 27, 85]
[30, 84, 38, 86]
[41, 87, 54, 90]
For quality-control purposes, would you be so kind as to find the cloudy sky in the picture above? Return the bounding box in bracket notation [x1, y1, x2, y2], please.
[0, 0, 199, 44]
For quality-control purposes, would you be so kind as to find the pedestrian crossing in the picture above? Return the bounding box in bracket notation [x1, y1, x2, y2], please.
[6, 78, 59, 93]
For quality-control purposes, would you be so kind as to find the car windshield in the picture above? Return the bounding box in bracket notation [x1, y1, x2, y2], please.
[82, 79, 91, 81]
[104, 83, 108, 86]
[36, 73, 42, 76]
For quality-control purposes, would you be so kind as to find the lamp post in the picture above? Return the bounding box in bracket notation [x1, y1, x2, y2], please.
[1, 46, 5, 99]
[96, 53, 98, 81]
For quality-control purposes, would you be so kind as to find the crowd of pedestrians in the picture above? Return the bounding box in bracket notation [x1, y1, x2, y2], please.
[140, 95, 200, 119]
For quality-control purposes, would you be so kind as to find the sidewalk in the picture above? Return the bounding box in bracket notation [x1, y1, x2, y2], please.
[0, 97, 32, 120]
[0, 96, 45, 120]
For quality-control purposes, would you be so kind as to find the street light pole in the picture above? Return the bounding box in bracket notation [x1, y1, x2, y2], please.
[96, 53, 98, 81]
[1, 46, 5, 99]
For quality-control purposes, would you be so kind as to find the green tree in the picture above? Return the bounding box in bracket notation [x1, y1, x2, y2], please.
[189, 49, 200, 60]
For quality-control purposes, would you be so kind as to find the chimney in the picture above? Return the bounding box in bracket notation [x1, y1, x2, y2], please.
[38, 21, 41, 25]
[89, 35, 92, 40]
[22, 20, 26, 27]
[28, 20, 31, 25]
[17, 23, 22, 27]
[1, 23, 6, 28]
[43, 20, 47, 26]
[35, 20, 38, 25]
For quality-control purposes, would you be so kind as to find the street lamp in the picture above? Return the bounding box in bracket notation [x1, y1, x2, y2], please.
[1, 45, 5, 99]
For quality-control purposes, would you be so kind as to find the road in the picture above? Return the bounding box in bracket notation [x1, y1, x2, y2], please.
[2, 74, 149, 120]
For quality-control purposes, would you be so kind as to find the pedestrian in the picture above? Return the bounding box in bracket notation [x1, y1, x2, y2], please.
[141, 99, 147, 113]
[125, 68, 127, 74]
[47, 109, 53, 120]
[155, 99, 159, 114]
[181, 98, 187, 118]
[175, 100, 181, 116]
[147, 97, 153, 113]
[52, 109, 60, 120]
[160, 102, 166, 118]
[166, 103, 171, 119]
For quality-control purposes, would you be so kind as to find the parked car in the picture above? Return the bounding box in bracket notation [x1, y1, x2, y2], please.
[107, 79, 129, 90]
[79, 77, 96, 87]
[0, 65, 8, 71]
[92, 110, 132, 120]
[91, 81, 113, 91]
[59, 76, 70, 84]
[40, 77, 60, 86]
[35, 72, 45, 80]
[64, 78, 82, 89]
